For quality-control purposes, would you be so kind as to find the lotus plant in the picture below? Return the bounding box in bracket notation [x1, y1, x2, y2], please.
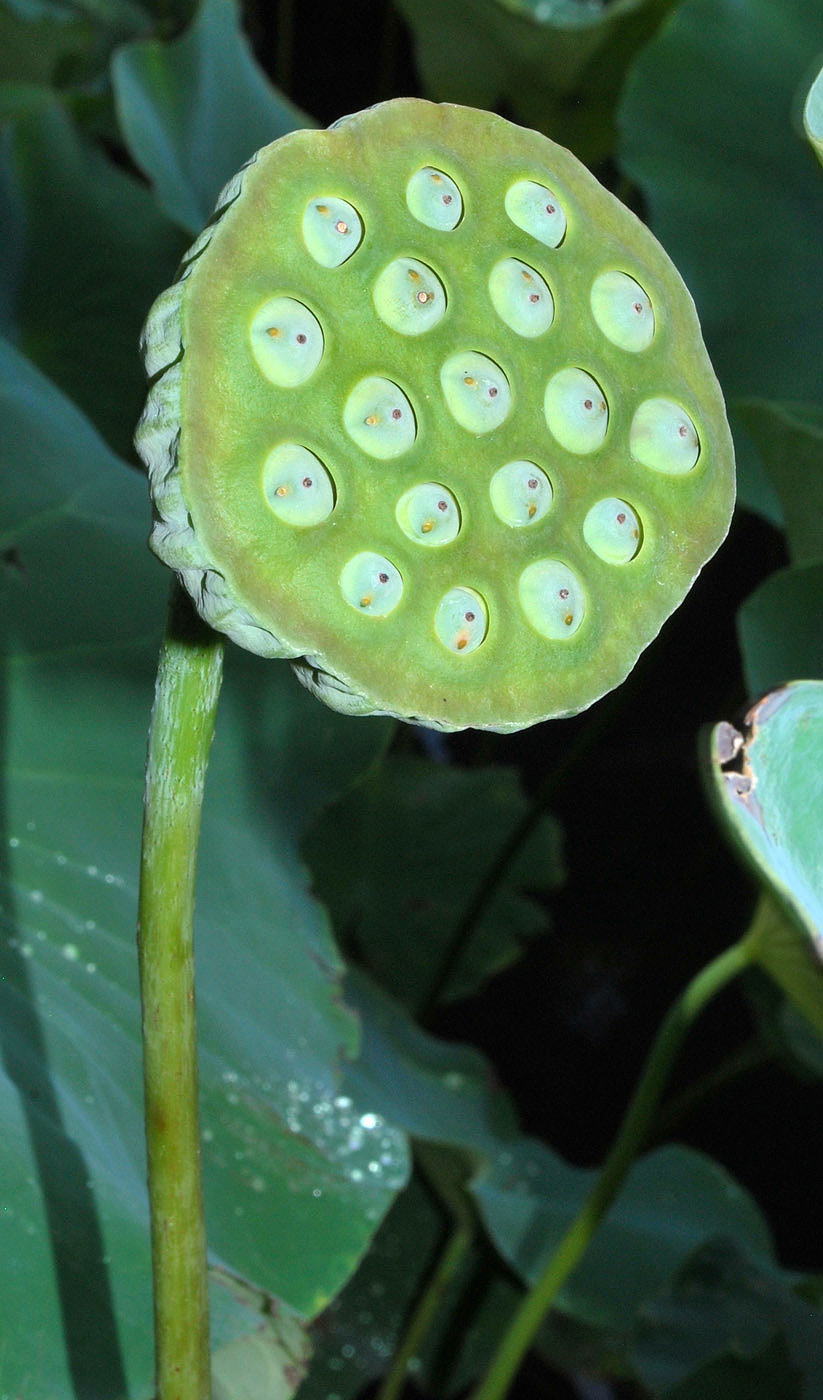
[134, 98, 735, 1399]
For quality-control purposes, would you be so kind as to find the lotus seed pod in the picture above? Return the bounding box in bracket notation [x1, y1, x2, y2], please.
[136, 98, 735, 732]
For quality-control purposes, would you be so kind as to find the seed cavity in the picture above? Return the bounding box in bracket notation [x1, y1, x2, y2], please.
[488, 258, 554, 338]
[504, 179, 567, 248]
[490, 461, 553, 527]
[440, 352, 511, 434]
[434, 587, 488, 654]
[373, 257, 447, 336]
[630, 398, 700, 474]
[544, 368, 608, 455]
[583, 498, 642, 563]
[263, 444, 335, 526]
[406, 167, 463, 230]
[302, 196, 363, 267]
[340, 552, 403, 616]
[396, 483, 460, 546]
[343, 377, 417, 459]
[249, 297, 324, 387]
[590, 271, 655, 352]
[518, 559, 585, 639]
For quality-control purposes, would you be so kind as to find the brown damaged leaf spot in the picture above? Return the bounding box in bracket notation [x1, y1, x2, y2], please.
[715, 712, 766, 825]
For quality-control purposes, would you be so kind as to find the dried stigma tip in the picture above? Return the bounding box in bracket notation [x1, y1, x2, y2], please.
[406, 166, 463, 230]
[250, 298, 324, 387]
[263, 444, 335, 526]
[518, 559, 585, 638]
[340, 553, 403, 616]
[488, 258, 554, 338]
[544, 367, 608, 454]
[489, 461, 553, 527]
[343, 377, 417, 459]
[302, 196, 363, 267]
[440, 352, 511, 433]
[630, 398, 700, 475]
[396, 483, 460, 546]
[434, 587, 488, 654]
[582, 498, 642, 564]
[505, 179, 566, 247]
[373, 258, 447, 335]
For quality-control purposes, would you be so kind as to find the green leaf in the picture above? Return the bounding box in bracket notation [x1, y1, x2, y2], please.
[0, 340, 403, 1397]
[746, 896, 823, 1042]
[393, 0, 682, 164]
[805, 62, 823, 166]
[735, 401, 823, 566]
[111, 0, 312, 234]
[707, 683, 823, 1032]
[340, 969, 520, 1160]
[737, 565, 823, 699]
[618, 0, 823, 521]
[304, 756, 563, 1012]
[0, 0, 150, 87]
[631, 1237, 822, 1399]
[0, 90, 184, 458]
[473, 1140, 774, 1330]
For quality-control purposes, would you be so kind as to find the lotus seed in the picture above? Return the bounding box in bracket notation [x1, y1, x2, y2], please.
[263, 444, 335, 527]
[488, 258, 554, 338]
[630, 398, 700, 474]
[518, 559, 585, 638]
[302, 197, 363, 267]
[490, 461, 553, 527]
[396, 483, 461, 546]
[582, 497, 642, 564]
[340, 553, 403, 616]
[434, 587, 488, 653]
[440, 352, 511, 433]
[343, 377, 417, 459]
[249, 297, 324, 387]
[505, 179, 567, 247]
[406, 166, 463, 230]
[590, 271, 655, 352]
[544, 368, 608, 454]
[373, 257, 447, 335]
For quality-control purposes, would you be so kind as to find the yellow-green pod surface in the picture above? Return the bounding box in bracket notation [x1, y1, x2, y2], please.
[137, 98, 735, 733]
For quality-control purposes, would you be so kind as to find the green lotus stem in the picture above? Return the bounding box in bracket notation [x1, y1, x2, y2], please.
[469, 933, 757, 1400]
[137, 581, 224, 1400]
